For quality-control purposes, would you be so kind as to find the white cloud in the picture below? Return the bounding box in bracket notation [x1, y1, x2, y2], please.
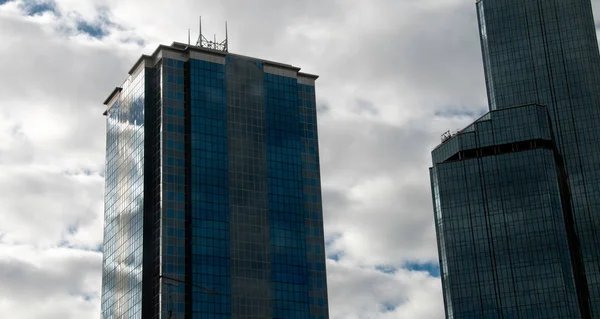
[3, 0, 599, 318]
[0, 244, 101, 319]
[327, 260, 444, 319]
[0, 166, 103, 248]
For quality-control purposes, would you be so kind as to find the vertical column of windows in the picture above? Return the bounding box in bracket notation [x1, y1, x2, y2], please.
[101, 69, 146, 319]
[226, 58, 272, 318]
[189, 59, 231, 318]
[298, 83, 329, 319]
[102, 97, 119, 318]
[148, 64, 163, 319]
[265, 74, 310, 319]
[160, 58, 187, 317]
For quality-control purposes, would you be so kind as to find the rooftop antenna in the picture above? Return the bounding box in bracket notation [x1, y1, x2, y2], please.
[188, 28, 191, 45]
[225, 21, 228, 51]
[195, 15, 228, 52]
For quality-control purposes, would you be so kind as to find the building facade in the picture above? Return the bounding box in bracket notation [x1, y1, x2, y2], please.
[431, 0, 600, 318]
[101, 42, 329, 319]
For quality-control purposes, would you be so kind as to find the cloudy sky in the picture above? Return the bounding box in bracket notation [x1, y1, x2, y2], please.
[1, 0, 599, 318]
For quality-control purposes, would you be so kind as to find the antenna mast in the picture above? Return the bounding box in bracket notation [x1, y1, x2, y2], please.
[195, 15, 229, 52]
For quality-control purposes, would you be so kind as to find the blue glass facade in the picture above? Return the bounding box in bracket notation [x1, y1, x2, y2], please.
[477, 1, 600, 316]
[432, 105, 582, 318]
[101, 44, 328, 319]
[101, 67, 147, 319]
[265, 71, 309, 319]
[298, 81, 328, 319]
[189, 58, 230, 318]
[160, 58, 188, 317]
[431, 0, 600, 318]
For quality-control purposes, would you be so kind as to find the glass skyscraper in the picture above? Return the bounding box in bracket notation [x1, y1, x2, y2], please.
[100, 41, 329, 319]
[430, 0, 600, 318]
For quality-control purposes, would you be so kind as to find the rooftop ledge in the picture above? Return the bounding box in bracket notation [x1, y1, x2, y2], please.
[103, 42, 318, 111]
[432, 103, 548, 151]
[125, 42, 319, 78]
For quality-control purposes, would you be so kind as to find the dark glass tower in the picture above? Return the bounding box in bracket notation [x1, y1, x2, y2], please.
[100, 42, 329, 319]
[430, 0, 600, 318]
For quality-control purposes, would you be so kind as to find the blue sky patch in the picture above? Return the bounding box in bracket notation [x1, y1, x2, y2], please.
[375, 264, 397, 275]
[121, 37, 146, 47]
[70, 293, 96, 302]
[327, 251, 342, 262]
[76, 20, 109, 39]
[405, 262, 440, 277]
[0, 0, 15, 6]
[58, 240, 104, 253]
[375, 262, 441, 277]
[381, 302, 398, 312]
[65, 223, 78, 235]
[74, 9, 121, 39]
[20, 0, 58, 16]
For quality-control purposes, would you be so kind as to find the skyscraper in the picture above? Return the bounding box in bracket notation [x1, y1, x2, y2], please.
[430, 0, 600, 318]
[100, 39, 329, 319]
